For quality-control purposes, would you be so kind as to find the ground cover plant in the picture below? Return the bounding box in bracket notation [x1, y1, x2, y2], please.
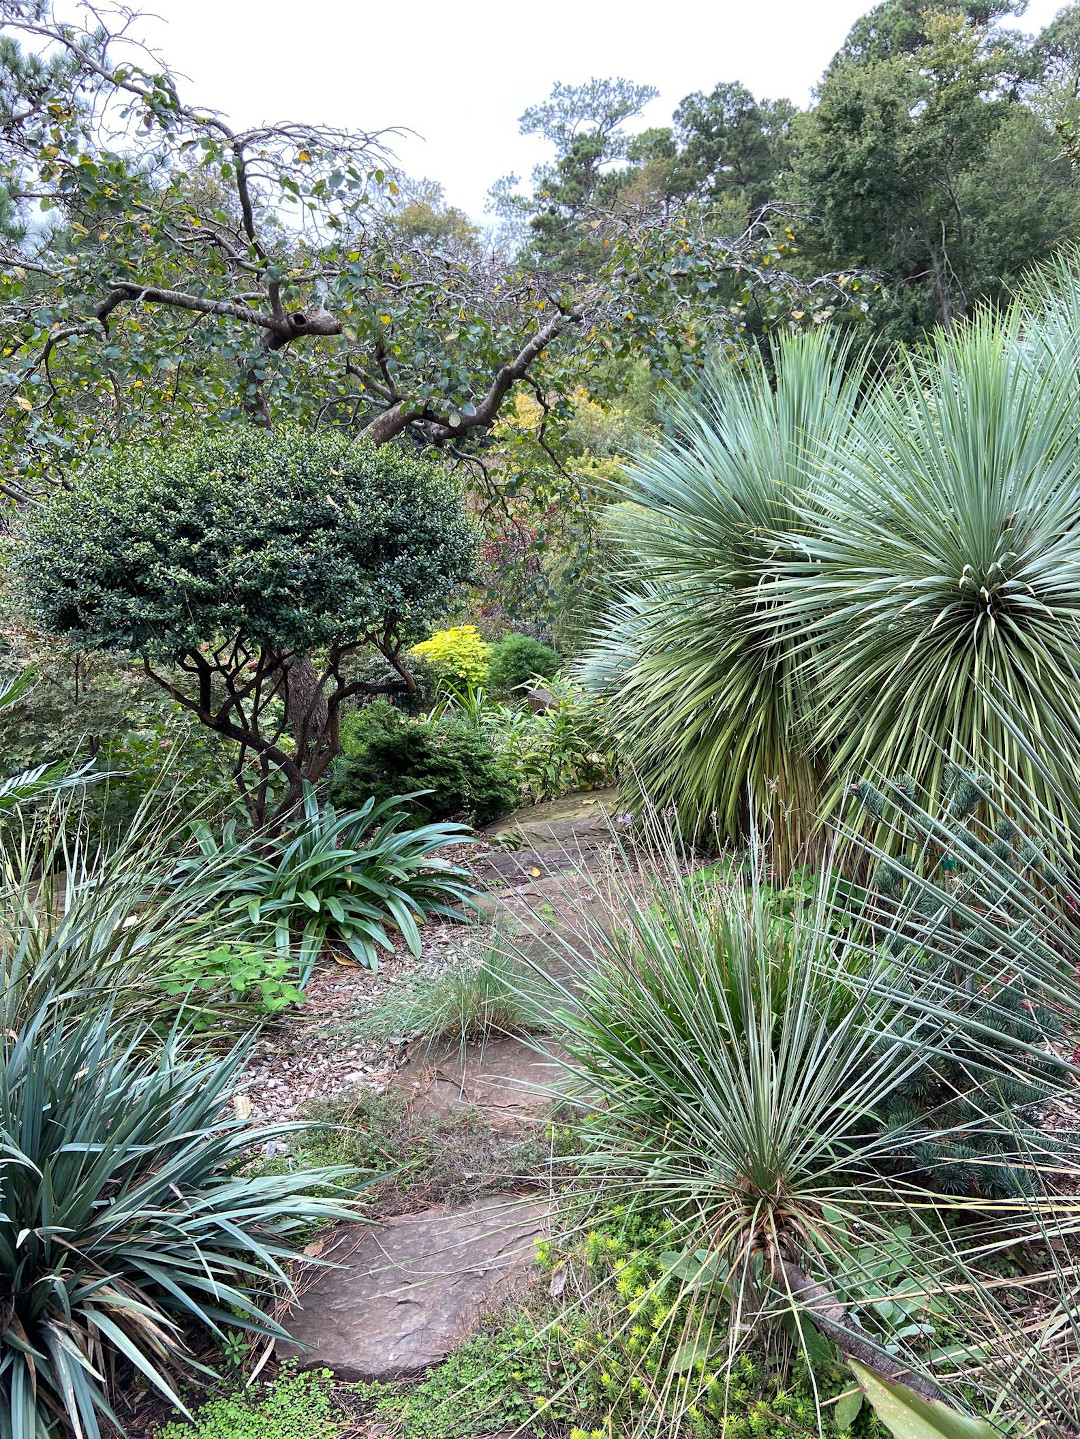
[155, 1369, 339, 1439]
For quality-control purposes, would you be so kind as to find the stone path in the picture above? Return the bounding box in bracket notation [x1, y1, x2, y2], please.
[396, 1035, 572, 1125]
[275, 792, 640, 1386]
[277, 1194, 551, 1380]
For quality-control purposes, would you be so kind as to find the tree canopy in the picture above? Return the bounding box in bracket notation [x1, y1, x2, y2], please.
[14, 428, 477, 825]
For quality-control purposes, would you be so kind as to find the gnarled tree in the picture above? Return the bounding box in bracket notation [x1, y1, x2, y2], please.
[13, 427, 477, 828]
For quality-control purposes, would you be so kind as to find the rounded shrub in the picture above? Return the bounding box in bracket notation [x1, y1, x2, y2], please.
[486, 633, 560, 696]
[330, 699, 516, 826]
[409, 625, 490, 687]
[15, 428, 478, 662]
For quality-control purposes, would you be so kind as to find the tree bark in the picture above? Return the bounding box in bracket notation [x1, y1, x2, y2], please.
[775, 1257, 952, 1406]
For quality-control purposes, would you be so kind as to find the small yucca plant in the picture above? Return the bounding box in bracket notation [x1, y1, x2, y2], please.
[0, 1001, 363, 1438]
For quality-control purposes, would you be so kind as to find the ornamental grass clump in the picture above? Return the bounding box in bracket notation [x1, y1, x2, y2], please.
[354, 932, 553, 1053]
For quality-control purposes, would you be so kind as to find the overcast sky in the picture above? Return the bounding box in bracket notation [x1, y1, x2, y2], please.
[134, 0, 1068, 222]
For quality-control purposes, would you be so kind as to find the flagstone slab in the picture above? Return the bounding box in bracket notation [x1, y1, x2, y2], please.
[397, 1036, 570, 1125]
[277, 1194, 550, 1380]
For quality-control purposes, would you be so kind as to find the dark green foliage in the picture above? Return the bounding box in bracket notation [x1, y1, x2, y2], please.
[330, 700, 517, 827]
[183, 784, 476, 981]
[14, 428, 476, 662]
[12, 426, 478, 826]
[853, 764, 1067, 1199]
[0, 1003, 362, 1438]
[486, 633, 561, 695]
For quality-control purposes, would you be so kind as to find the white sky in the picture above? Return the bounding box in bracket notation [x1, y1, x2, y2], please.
[135, 0, 1068, 222]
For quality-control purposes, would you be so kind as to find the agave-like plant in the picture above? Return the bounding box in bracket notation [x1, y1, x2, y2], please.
[0, 999, 363, 1438]
[580, 326, 876, 872]
[520, 837, 1023, 1434]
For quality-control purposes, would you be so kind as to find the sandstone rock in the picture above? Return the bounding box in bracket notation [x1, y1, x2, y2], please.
[398, 1036, 570, 1125]
[277, 1194, 550, 1380]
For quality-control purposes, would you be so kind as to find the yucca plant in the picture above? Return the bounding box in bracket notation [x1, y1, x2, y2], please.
[587, 275, 1080, 865]
[187, 784, 476, 982]
[765, 301, 1080, 831]
[580, 326, 875, 872]
[516, 831, 1050, 1435]
[0, 1000, 363, 1438]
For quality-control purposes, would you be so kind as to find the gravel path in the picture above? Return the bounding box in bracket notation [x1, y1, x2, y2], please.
[237, 919, 481, 1123]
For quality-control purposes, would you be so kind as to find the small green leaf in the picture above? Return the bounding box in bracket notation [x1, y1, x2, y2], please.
[835, 1387, 863, 1431]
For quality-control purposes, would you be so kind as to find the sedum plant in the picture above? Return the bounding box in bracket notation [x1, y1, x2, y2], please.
[0, 1002, 363, 1439]
[187, 784, 477, 981]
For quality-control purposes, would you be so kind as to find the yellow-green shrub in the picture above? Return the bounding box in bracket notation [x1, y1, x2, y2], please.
[410, 625, 490, 686]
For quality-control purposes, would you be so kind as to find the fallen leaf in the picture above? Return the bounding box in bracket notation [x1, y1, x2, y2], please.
[529, 866, 542, 878]
[334, 954, 362, 967]
[302, 1236, 327, 1257]
[549, 1264, 568, 1299]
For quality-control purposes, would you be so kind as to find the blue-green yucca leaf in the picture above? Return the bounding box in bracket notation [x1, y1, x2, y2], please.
[765, 303, 1080, 831]
[586, 276, 1080, 863]
[581, 325, 878, 872]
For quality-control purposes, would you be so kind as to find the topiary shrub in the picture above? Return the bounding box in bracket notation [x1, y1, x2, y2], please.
[486, 633, 560, 696]
[329, 699, 516, 826]
[13, 428, 477, 828]
[409, 625, 490, 687]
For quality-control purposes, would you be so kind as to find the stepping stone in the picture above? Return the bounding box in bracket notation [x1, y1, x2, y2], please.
[277, 1194, 551, 1380]
[397, 1036, 571, 1125]
[479, 786, 626, 853]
